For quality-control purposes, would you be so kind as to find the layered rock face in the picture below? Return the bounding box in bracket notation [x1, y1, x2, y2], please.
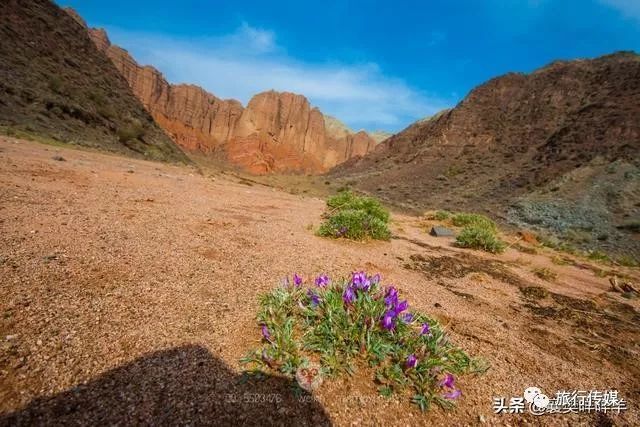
[230, 91, 376, 173]
[69, 9, 377, 174]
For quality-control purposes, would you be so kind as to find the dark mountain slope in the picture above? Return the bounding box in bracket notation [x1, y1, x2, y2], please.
[0, 0, 188, 163]
[333, 52, 640, 257]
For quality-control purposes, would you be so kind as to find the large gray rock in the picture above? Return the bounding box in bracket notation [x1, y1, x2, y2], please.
[430, 226, 455, 237]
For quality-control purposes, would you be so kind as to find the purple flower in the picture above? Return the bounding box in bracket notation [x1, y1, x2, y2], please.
[420, 322, 431, 336]
[381, 311, 396, 330]
[401, 312, 414, 323]
[315, 274, 330, 288]
[351, 271, 371, 291]
[336, 226, 348, 237]
[384, 287, 398, 307]
[406, 354, 418, 369]
[293, 273, 303, 287]
[393, 300, 408, 315]
[440, 373, 455, 389]
[370, 273, 381, 285]
[343, 286, 356, 305]
[261, 325, 272, 342]
[444, 389, 461, 400]
[307, 290, 321, 307]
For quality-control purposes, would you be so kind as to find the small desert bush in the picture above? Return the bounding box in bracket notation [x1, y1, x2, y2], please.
[434, 210, 451, 221]
[455, 225, 506, 254]
[451, 213, 497, 232]
[318, 191, 390, 240]
[241, 272, 486, 411]
[587, 250, 612, 264]
[532, 267, 557, 282]
[538, 234, 579, 255]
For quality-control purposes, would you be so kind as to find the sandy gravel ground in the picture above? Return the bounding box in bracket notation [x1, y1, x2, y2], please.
[0, 137, 638, 426]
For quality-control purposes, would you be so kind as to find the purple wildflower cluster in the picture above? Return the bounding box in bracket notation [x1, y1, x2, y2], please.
[405, 354, 418, 369]
[440, 373, 462, 400]
[342, 271, 380, 305]
[315, 274, 330, 288]
[380, 286, 409, 331]
[255, 271, 468, 409]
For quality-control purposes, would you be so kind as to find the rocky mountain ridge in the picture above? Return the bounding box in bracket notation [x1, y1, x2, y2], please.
[333, 52, 640, 256]
[67, 8, 379, 174]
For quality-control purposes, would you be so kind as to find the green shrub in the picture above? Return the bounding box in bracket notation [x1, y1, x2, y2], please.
[318, 191, 390, 240]
[434, 210, 451, 221]
[451, 213, 497, 231]
[455, 225, 506, 253]
[241, 272, 486, 411]
[326, 190, 389, 222]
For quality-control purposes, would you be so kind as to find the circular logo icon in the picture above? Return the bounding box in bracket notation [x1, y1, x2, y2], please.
[533, 393, 550, 409]
[524, 386, 542, 403]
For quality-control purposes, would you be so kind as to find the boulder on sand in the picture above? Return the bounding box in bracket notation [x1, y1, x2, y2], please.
[430, 226, 455, 237]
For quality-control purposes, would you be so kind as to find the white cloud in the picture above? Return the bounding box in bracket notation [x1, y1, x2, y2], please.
[226, 22, 277, 54]
[599, 0, 640, 21]
[104, 23, 446, 132]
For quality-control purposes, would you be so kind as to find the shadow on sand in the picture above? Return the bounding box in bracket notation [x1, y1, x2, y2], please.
[0, 345, 331, 426]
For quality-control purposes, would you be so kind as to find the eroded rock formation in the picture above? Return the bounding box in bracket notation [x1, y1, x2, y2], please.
[67, 8, 378, 174]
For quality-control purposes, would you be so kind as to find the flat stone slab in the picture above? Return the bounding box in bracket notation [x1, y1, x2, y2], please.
[430, 226, 455, 237]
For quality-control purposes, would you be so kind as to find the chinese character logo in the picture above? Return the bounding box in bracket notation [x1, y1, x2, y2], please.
[494, 388, 627, 416]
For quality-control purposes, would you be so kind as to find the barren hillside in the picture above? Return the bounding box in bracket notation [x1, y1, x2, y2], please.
[0, 0, 187, 163]
[332, 52, 640, 258]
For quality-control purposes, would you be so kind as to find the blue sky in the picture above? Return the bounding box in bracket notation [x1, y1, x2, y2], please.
[60, 0, 640, 132]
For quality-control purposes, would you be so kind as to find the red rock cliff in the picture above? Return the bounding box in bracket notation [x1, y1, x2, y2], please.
[67, 8, 378, 174]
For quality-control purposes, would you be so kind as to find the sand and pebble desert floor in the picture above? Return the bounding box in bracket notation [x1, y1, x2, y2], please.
[0, 137, 638, 426]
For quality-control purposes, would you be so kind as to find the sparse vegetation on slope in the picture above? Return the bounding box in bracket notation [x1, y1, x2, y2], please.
[451, 213, 497, 232]
[318, 191, 391, 240]
[532, 267, 558, 282]
[0, 0, 187, 163]
[241, 272, 486, 411]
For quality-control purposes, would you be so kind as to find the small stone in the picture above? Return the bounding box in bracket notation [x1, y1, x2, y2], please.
[42, 253, 58, 262]
[434, 302, 442, 308]
[52, 155, 66, 161]
[479, 414, 486, 423]
[36, 339, 42, 346]
[6, 335, 18, 341]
